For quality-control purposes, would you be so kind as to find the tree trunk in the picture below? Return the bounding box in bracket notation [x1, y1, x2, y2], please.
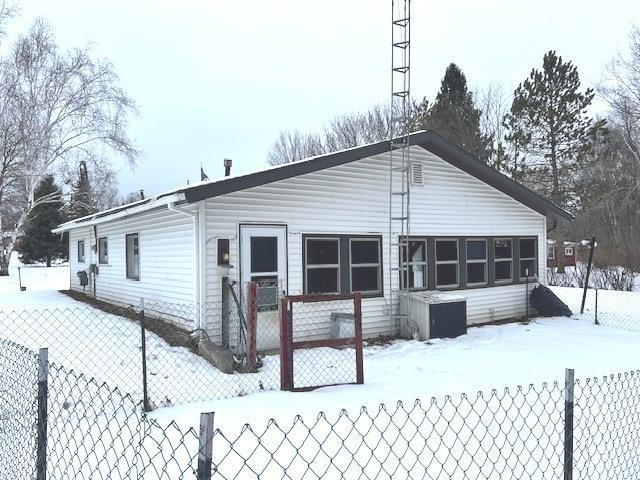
[46, 255, 51, 267]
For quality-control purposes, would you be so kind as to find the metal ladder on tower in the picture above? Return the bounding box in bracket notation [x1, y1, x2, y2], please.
[389, 0, 412, 332]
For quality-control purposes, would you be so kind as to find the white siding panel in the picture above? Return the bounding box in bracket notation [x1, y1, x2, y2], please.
[204, 145, 547, 340]
[69, 207, 197, 315]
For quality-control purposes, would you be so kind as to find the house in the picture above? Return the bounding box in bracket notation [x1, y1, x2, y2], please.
[53, 130, 573, 350]
[547, 240, 577, 268]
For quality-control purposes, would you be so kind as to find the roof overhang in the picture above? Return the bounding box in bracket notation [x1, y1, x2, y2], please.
[53, 130, 573, 233]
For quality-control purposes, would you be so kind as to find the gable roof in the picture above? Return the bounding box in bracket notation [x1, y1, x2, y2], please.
[54, 130, 572, 233]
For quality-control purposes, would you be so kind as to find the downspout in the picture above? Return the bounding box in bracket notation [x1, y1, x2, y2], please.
[167, 202, 203, 330]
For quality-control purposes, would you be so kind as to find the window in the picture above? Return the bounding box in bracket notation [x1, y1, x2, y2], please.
[305, 238, 340, 294]
[98, 237, 108, 264]
[400, 239, 427, 289]
[548, 247, 556, 260]
[435, 239, 459, 287]
[494, 239, 513, 283]
[519, 238, 537, 279]
[217, 239, 230, 266]
[126, 233, 140, 280]
[250, 237, 277, 273]
[77, 240, 85, 263]
[466, 239, 487, 285]
[350, 238, 382, 294]
[564, 245, 574, 257]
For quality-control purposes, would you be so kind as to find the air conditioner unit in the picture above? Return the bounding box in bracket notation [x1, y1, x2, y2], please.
[399, 291, 467, 340]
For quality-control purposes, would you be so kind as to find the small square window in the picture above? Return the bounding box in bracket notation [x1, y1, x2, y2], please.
[350, 238, 382, 294]
[305, 238, 340, 294]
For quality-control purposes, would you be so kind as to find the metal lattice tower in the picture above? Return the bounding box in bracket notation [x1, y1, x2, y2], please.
[389, 0, 411, 328]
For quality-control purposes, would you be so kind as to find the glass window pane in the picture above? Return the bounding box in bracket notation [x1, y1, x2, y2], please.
[495, 239, 512, 259]
[495, 261, 512, 281]
[352, 266, 380, 292]
[467, 262, 486, 284]
[520, 238, 536, 258]
[436, 263, 458, 286]
[99, 238, 108, 264]
[520, 259, 536, 277]
[467, 240, 486, 260]
[402, 241, 426, 263]
[436, 240, 458, 261]
[403, 264, 426, 289]
[251, 237, 278, 273]
[307, 239, 338, 265]
[307, 268, 339, 294]
[351, 240, 379, 264]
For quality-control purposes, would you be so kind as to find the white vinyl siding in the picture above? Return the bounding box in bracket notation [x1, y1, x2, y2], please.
[202, 145, 547, 341]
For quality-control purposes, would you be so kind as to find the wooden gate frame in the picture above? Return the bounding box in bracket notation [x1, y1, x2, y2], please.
[279, 293, 364, 391]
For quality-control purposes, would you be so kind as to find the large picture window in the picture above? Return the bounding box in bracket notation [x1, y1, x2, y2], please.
[519, 238, 537, 279]
[494, 239, 513, 283]
[126, 233, 140, 280]
[466, 239, 487, 285]
[435, 239, 459, 288]
[350, 238, 382, 294]
[400, 239, 427, 289]
[305, 237, 340, 294]
[98, 237, 108, 264]
[77, 240, 85, 263]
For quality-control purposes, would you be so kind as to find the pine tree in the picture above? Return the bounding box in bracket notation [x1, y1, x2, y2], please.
[16, 175, 67, 267]
[67, 161, 96, 220]
[418, 63, 491, 159]
[504, 50, 605, 272]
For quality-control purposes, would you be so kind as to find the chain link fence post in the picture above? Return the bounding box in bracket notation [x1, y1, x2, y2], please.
[564, 368, 575, 480]
[594, 289, 599, 325]
[140, 298, 151, 412]
[197, 412, 215, 480]
[247, 282, 258, 372]
[36, 347, 49, 480]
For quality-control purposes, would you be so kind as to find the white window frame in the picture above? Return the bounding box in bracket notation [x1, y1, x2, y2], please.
[548, 246, 556, 260]
[126, 233, 140, 281]
[400, 238, 428, 290]
[435, 238, 459, 288]
[494, 238, 513, 284]
[349, 237, 382, 295]
[564, 245, 574, 257]
[304, 237, 340, 294]
[98, 237, 108, 265]
[77, 240, 85, 263]
[466, 238, 487, 286]
[519, 237, 538, 280]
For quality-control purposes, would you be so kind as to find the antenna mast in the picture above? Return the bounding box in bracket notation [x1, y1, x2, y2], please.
[389, 0, 411, 329]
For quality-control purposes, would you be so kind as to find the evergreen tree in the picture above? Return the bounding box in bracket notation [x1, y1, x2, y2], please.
[418, 63, 491, 159]
[67, 161, 96, 220]
[504, 50, 605, 272]
[16, 175, 67, 266]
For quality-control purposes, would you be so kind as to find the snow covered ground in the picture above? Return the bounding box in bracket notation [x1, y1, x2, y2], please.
[1, 263, 639, 430]
[2, 264, 640, 478]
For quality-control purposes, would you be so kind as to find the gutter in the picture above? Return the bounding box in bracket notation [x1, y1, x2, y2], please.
[52, 193, 186, 233]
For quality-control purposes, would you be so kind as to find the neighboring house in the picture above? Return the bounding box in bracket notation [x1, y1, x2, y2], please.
[547, 240, 577, 268]
[53, 131, 573, 349]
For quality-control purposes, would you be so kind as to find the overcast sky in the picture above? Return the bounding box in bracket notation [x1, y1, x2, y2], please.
[5, 1, 640, 197]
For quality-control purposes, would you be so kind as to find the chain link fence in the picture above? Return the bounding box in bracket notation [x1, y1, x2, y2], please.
[554, 287, 640, 333]
[2, 337, 640, 480]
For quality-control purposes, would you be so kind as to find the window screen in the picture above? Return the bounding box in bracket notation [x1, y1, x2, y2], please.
[466, 239, 487, 285]
[305, 238, 340, 294]
[494, 239, 512, 282]
[98, 237, 108, 264]
[436, 239, 459, 287]
[400, 240, 427, 289]
[519, 238, 537, 278]
[126, 233, 140, 280]
[350, 239, 381, 293]
[77, 240, 85, 263]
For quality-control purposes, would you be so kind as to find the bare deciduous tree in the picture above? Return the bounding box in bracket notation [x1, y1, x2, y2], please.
[0, 18, 139, 265]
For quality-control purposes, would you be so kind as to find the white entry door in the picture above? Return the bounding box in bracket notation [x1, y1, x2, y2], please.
[240, 225, 287, 349]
